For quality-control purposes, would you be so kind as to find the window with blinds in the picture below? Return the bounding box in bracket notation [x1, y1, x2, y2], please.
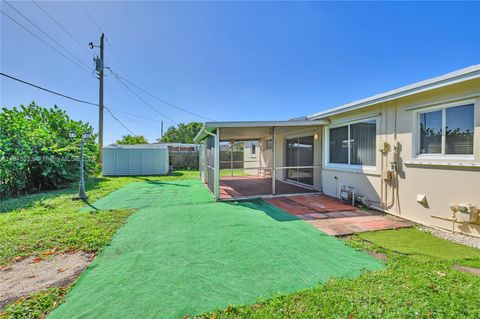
[328, 119, 377, 167]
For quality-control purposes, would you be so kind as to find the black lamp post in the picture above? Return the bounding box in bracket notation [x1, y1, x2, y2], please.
[70, 129, 91, 200]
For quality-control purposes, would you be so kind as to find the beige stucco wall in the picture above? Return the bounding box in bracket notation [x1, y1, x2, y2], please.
[320, 78, 480, 237]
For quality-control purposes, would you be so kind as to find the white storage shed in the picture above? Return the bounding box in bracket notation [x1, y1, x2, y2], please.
[102, 144, 169, 176]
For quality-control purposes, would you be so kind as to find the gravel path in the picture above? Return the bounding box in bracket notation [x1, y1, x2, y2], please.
[420, 226, 480, 249]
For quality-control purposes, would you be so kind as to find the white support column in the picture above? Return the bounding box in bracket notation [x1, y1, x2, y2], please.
[214, 127, 220, 200]
[272, 126, 276, 195]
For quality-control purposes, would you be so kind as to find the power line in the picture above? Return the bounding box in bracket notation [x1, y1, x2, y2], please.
[107, 107, 159, 123]
[110, 70, 214, 121]
[3, 1, 91, 71]
[31, 0, 91, 55]
[112, 110, 159, 131]
[0, 9, 91, 74]
[105, 38, 129, 78]
[108, 69, 179, 125]
[77, 1, 103, 33]
[76, 1, 130, 85]
[0, 72, 97, 106]
[1, 72, 138, 135]
[104, 107, 136, 135]
[76, 1, 212, 122]
[1, 71, 161, 125]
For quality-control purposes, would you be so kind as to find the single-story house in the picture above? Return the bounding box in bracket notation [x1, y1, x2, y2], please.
[194, 64, 480, 237]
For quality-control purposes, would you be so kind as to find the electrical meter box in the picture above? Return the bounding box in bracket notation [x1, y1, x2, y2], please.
[378, 141, 389, 153]
[381, 170, 393, 181]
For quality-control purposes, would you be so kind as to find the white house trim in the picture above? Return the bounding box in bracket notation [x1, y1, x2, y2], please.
[308, 64, 480, 120]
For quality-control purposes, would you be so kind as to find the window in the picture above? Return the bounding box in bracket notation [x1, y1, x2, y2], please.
[265, 139, 273, 150]
[418, 102, 474, 156]
[251, 143, 256, 156]
[328, 119, 376, 167]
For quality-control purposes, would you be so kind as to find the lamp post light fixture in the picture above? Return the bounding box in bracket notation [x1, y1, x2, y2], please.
[70, 129, 91, 200]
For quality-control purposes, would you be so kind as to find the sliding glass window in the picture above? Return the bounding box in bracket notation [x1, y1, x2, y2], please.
[328, 119, 377, 167]
[418, 102, 474, 156]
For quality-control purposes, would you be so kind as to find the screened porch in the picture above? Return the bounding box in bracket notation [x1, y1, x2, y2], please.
[195, 120, 327, 201]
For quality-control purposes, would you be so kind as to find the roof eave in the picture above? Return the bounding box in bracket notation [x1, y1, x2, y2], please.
[204, 120, 328, 128]
[193, 120, 328, 142]
[307, 64, 480, 120]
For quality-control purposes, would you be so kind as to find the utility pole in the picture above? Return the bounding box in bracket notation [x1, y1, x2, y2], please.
[90, 33, 104, 165]
[161, 120, 164, 140]
[98, 33, 104, 164]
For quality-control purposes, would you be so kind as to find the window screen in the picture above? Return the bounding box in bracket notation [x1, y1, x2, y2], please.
[419, 110, 442, 154]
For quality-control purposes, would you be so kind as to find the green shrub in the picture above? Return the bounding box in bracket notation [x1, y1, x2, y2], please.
[0, 102, 98, 197]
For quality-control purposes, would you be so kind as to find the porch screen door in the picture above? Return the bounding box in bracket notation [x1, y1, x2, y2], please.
[285, 136, 314, 186]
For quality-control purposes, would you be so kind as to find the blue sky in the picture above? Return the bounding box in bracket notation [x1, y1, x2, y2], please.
[1, 1, 479, 144]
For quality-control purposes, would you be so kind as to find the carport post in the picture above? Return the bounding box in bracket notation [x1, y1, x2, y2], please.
[214, 127, 220, 199]
[272, 126, 276, 195]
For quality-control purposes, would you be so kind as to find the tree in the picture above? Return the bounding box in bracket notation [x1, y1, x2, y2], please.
[157, 122, 202, 144]
[116, 135, 148, 144]
[0, 102, 98, 197]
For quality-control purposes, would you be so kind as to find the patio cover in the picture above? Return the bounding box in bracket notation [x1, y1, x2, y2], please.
[194, 120, 328, 143]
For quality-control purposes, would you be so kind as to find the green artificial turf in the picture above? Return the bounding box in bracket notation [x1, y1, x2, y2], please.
[48, 179, 382, 319]
[200, 230, 480, 319]
[357, 228, 480, 260]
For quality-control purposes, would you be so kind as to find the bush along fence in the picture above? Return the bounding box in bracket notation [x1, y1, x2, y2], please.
[169, 151, 199, 170]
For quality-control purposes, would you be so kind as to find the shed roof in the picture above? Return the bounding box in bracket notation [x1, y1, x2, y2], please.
[103, 143, 168, 149]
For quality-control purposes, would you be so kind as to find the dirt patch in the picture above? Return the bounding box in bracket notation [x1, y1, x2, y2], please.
[453, 265, 480, 276]
[365, 250, 388, 262]
[0, 251, 94, 309]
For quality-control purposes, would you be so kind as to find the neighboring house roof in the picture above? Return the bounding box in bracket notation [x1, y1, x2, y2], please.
[162, 143, 198, 147]
[104, 143, 168, 149]
[307, 64, 480, 120]
[194, 120, 327, 143]
[161, 143, 198, 147]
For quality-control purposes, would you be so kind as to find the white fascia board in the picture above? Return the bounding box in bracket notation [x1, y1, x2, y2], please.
[308, 64, 480, 120]
[204, 120, 327, 128]
[194, 120, 327, 142]
[193, 125, 218, 143]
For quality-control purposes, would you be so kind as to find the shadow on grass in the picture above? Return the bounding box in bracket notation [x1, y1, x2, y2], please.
[132, 176, 190, 187]
[84, 201, 100, 212]
[1, 178, 102, 213]
[228, 199, 299, 222]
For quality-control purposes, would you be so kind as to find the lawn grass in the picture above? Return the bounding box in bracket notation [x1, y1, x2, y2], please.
[0, 171, 199, 319]
[0, 170, 199, 266]
[200, 228, 480, 319]
[1, 288, 68, 319]
[219, 169, 250, 177]
[357, 228, 480, 260]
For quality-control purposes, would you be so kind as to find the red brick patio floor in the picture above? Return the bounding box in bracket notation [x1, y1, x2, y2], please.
[266, 194, 415, 236]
